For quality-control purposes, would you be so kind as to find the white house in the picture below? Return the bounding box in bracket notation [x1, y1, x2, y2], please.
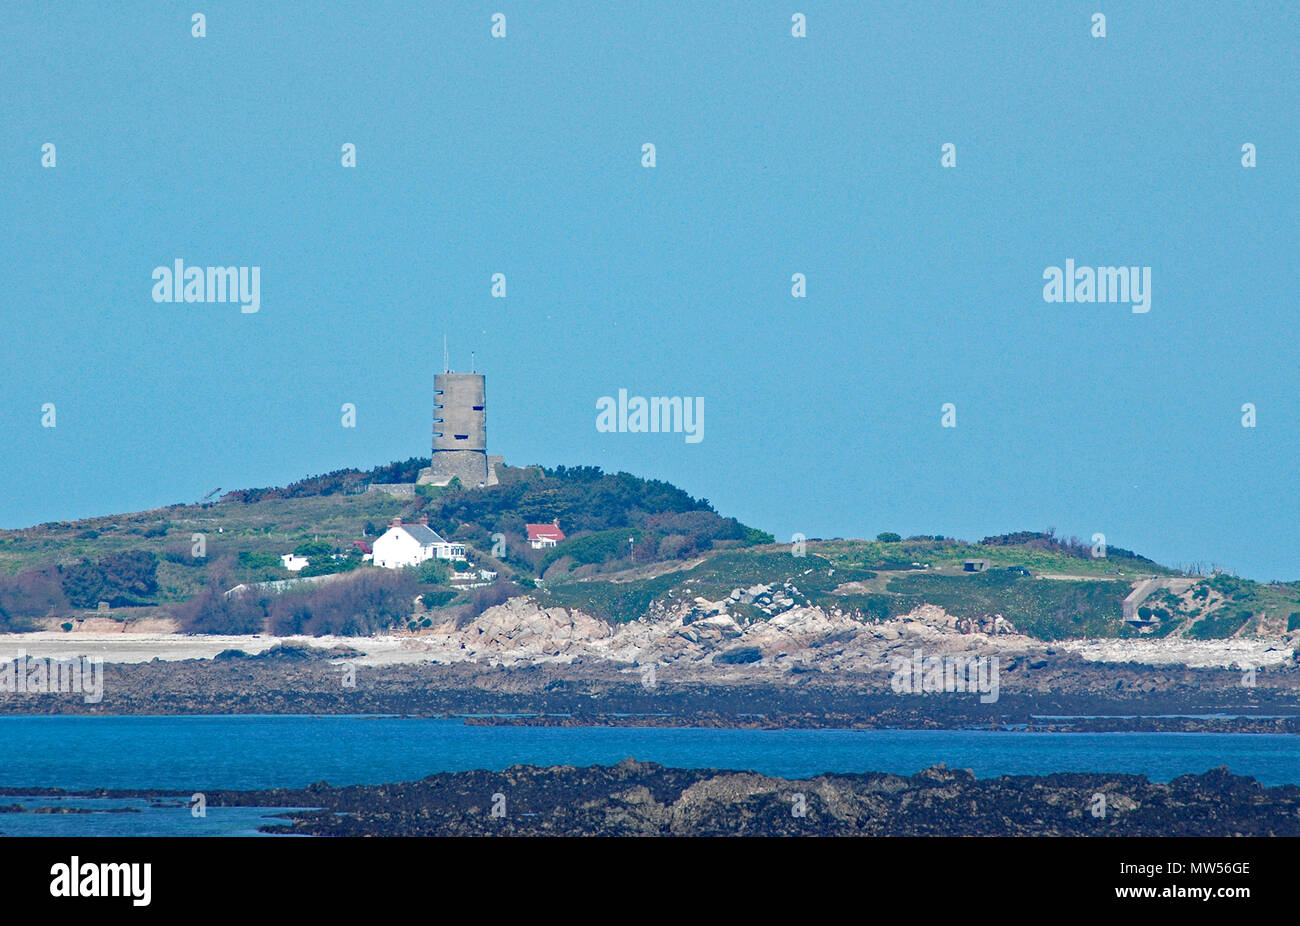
[372, 516, 467, 568]
[281, 553, 310, 572]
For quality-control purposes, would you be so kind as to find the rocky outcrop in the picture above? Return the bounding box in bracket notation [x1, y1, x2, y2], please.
[389, 594, 1047, 671]
[199, 761, 1300, 837]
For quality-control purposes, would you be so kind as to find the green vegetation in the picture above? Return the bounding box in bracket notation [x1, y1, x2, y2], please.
[416, 558, 451, 585]
[420, 465, 768, 568]
[543, 551, 875, 623]
[237, 551, 282, 572]
[293, 540, 333, 559]
[875, 570, 1129, 640]
[299, 554, 364, 578]
[0, 458, 1295, 642]
[419, 589, 456, 609]
[1185, 609, 1253, 640]
[181, 569, 418, 636]
[60, 551, 159, 609]
[538, 528, 644, 575]
[813, 533, 1177, 578]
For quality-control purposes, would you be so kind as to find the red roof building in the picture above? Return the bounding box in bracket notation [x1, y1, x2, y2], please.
[526, 519, 565, 549]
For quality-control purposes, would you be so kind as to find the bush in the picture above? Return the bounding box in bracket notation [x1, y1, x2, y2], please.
[538, 528, 642, 574]
[177, 582, 269, 634]
[164, 549, 206, 567]
[1204, 573, 1256, 602]
[293, 539, 334, 559]
[237, 551, 283, 571]
[0, 565, 69, 626]
[60, 551, 159, 608]
[266, 570, 418, 636]
[657, 533, 695, 560]
[300, 554, 363, 578]
[419, 589, 457, 609]
[416, 558, 451, 585]
[876, 532, 902, 543]
[1186, 609, 1253, 640]
[463, 580, 517, 621]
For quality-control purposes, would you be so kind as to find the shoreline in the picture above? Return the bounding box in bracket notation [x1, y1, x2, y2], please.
[2, 628, 1295, 669]
[2, 630, 1297, 733]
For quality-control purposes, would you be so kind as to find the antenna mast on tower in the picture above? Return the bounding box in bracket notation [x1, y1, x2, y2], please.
[443, 335, 449, 373]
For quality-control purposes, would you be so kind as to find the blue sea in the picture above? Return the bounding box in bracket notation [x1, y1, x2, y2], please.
[0, 716, 1295, 835]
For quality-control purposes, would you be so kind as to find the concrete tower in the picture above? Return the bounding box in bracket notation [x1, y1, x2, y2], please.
[417, 356, 499, 488]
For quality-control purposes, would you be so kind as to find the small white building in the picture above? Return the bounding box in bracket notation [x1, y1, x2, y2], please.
[281, 553, 310, 572]
[372, 517, 467, 568]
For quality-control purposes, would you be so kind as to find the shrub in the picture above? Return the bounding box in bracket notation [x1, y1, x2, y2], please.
[293, 539, 334, 559]
[876, 532, 902, 543]
[1185, 609, 1253, 640]
[60, 551, 159, 608]
[164, 549, 206, 567]
[538, 528, 642, 574]
[300, 554, 363, 578]
[463, 580, 517, 621]
[416, 558, 451, 584]
[177, 583, 269, 634]
[419, 589, 457, 609]
[266, 570, 418, 636]
[238, 551, 283, 571]
[0, 565, 69, 626]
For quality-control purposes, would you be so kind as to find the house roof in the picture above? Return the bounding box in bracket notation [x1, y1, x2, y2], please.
[396, 524, 446, 547]
[526, 522, 565, 542]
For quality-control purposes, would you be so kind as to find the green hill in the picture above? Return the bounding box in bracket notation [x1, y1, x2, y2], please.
[0, 461, 1295, 641]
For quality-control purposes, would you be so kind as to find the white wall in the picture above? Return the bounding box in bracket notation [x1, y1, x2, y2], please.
[372, 528, 433, 569]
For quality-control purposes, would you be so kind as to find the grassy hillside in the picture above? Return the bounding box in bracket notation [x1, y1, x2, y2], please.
[0, 462, 1294, 641]
[541, 537, 1300, 642]
[0, 462, 772, 632]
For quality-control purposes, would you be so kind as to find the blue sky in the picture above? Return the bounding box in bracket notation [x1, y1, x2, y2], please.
[2, 2, 1297, 579]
